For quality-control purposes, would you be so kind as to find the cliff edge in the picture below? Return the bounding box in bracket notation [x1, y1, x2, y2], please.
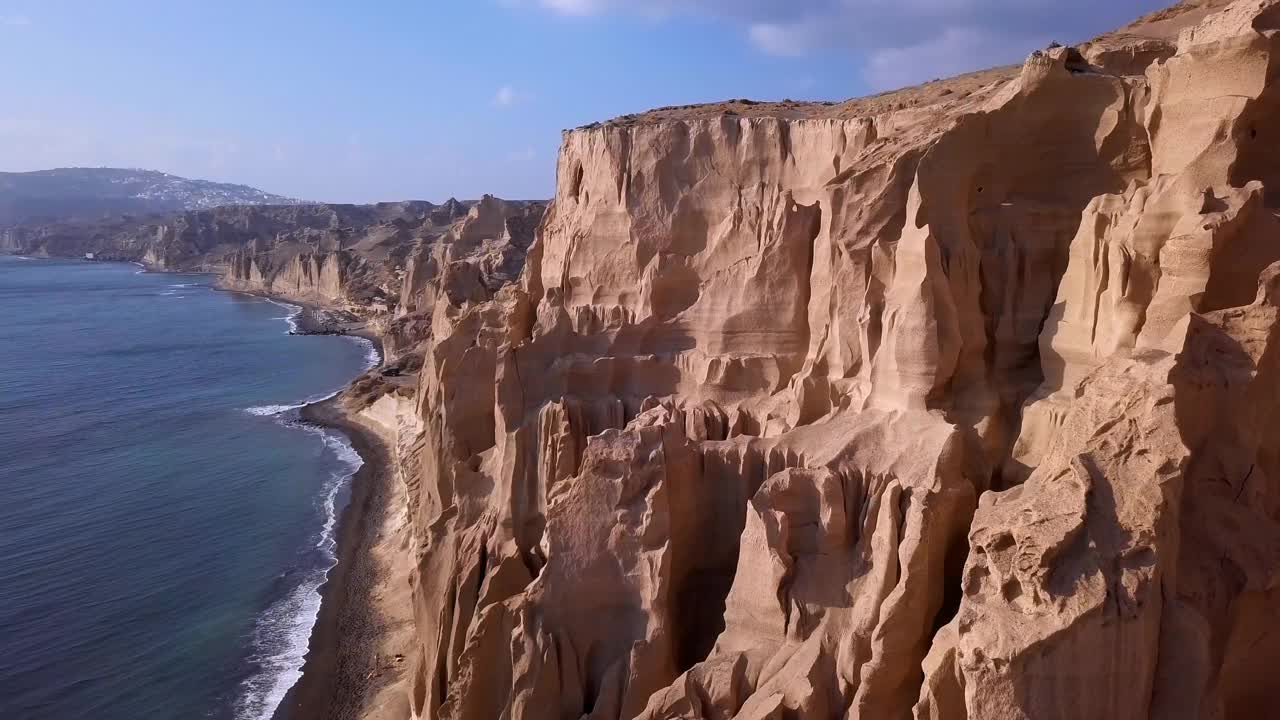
[338, 1, 1280, 719]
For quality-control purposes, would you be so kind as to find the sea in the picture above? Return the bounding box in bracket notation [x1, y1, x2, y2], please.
[0, 255, 377, 720]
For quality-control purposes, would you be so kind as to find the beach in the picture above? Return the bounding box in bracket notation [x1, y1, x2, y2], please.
[272, 313, 416, 720]
[194, 276, 411, 720]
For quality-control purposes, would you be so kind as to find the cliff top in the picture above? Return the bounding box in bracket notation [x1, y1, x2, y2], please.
[582, 0, 1228, 131]
[585, 65, 1019, 129]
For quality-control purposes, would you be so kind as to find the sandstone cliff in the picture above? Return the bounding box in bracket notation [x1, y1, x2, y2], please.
[8, 199, 545, 324]
[339, 1, 1280, 718]
[218, 198, 544, 312]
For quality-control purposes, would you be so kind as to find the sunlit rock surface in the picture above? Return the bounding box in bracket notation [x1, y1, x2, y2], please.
[346, 2, 1280, 718]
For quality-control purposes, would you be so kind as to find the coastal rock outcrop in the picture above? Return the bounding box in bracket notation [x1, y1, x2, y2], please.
[6, 197, 546, 338]
[353, 1, 1280, 719]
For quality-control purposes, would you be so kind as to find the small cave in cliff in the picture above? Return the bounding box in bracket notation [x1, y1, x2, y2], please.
[571, 162, 586, 203]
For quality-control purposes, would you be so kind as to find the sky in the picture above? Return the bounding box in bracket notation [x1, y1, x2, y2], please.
[0, 0, 1169, 203]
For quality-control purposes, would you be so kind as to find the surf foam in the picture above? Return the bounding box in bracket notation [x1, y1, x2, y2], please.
[263, 298, 303, 334]
[233, 421, 363, 720]
[243, 403, 307, 417]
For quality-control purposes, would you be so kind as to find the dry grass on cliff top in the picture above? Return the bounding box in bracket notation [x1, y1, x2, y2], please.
[591, 65, 1019, 129]
[587, 0, 1227, 130]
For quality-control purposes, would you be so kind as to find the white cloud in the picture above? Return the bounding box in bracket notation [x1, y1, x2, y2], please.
[0, 15, 32, 26]
[510, 0, 1164, 90]
[493, 85, 519, 107]
[865, 25, 1048, 91]
[748, 19, 824, 57]
[540, 0, 605, 15]
[530, 0, 798, 19]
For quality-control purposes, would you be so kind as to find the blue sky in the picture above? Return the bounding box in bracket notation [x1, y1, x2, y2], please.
[0, 0, 1167, 203]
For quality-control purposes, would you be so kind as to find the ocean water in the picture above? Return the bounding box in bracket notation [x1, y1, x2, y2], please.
[0, 256, 376, 720]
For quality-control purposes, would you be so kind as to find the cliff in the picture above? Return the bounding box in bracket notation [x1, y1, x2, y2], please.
[336, 1, 1280, 718]
[8, 198, 546, 321]
[211, 201, 460, 307]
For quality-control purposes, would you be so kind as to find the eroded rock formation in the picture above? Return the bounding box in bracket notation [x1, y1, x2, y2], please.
[8, 197, 546, 331]
[343, 1, 1280, 718]
[221, 197, 545, 315]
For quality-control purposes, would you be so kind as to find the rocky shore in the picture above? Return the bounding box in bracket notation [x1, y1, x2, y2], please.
[292, 306, 380, 343]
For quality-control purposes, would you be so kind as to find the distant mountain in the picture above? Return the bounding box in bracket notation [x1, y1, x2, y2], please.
[0, 168, 302, 227]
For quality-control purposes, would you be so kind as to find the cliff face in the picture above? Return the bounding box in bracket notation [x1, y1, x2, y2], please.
[222, 250, 350, 304]
[384, 196, 547, 354]
[8, 199, 545, 321]
[226, 197, 547, 321]
[10, 201, 433, 267]
[348, 1, 1280, 719]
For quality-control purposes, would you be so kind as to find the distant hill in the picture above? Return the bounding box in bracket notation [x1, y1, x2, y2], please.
[0, 168, 302, 227]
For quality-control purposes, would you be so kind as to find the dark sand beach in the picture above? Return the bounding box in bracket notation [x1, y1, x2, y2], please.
[274, 396, 399, 720]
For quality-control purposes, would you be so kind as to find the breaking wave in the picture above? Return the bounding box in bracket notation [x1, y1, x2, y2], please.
[232, 422, 363, 720]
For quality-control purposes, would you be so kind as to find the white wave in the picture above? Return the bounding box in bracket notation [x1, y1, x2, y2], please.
[311, 429, 363, 552]
[233, 426, 364, 720]
[320, 428, 364, 472]
[242, 384, 349, 417]
[347, 335, 381, 371]
[233, 574, 318, 720]
[132, 261, 147, 275]
[14, 256, 33, 261]
[264, 298, 303, 334]
[244, 403, 306, 417]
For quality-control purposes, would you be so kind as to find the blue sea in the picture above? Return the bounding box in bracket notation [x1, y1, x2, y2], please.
[0, 256, 376, 720]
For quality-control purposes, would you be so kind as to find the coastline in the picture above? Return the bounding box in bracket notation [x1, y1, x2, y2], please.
[269, 397, 398, 720]
[176, 268, 411, 719]
[164, 266, 406, 720]
[218, 283, 385, 349]
[0, 255, 408, 720]
[30, 258, 411, 719]
[207, 271, 404, 719]
[270, 321, 414, 720]
[219, 276, 406, 719]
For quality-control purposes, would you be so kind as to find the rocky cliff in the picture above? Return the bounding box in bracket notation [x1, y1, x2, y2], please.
[339, 1, 1280, 718]
[222, 197, 547, 327]
[8, 199, 545, 320]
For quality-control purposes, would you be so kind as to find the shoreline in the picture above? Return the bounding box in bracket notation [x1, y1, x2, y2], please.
[171, 266, 407, 720]
[217, 282, 385, 350]
[24, 255, 407, 719]
[216, 272, 402, 719]
[207, 268, 402, 719]
[270, 397, 401, 720]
